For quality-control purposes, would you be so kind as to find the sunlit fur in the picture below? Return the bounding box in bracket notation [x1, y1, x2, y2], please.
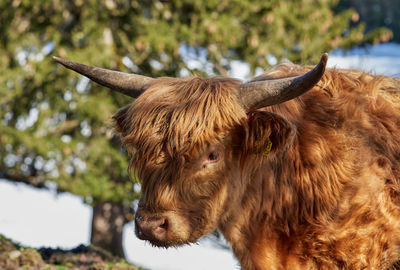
[114, 64, 400, 269]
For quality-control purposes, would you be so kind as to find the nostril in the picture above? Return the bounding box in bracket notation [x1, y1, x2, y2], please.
[159, 218, 168, 229]
[154, 218, 168, 235]
[152, 218, 168, 241]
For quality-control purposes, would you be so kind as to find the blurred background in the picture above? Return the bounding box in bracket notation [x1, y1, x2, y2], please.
[0, 0, 399, 269]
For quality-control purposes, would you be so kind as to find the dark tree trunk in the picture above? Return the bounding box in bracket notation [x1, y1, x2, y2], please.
[90, 201, 127, 258]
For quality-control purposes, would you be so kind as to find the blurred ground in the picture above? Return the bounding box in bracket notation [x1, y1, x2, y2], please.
[0, 234, 141, 270]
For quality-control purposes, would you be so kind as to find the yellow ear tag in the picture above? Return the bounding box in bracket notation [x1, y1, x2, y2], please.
[262, 137, 273, 157]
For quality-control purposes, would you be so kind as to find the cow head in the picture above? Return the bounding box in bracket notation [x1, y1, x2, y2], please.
[53, 54, 327, 247]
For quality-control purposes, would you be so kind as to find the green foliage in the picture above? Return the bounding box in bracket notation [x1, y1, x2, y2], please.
[0, 0, 388, 206]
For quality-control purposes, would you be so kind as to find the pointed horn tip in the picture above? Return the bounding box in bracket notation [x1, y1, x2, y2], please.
[52, 56, 62, 62]
[321, 53, 328, 65]
[52, 56, 70, 66]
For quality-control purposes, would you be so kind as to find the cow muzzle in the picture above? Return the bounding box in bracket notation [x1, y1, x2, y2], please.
[135, 214, 168, 242]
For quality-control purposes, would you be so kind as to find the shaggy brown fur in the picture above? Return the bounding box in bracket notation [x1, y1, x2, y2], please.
[114, 64, 400, 269]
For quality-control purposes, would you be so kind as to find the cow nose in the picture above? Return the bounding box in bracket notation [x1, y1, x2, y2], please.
[135, 215, 168, 242]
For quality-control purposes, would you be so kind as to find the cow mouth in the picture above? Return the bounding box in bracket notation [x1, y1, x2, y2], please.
[135, 225, 191, 248]
[146, 237, 191, 248]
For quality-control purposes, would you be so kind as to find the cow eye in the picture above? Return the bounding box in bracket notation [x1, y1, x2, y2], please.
[208, 152, 219, 161]
[202, 150, 221, 168]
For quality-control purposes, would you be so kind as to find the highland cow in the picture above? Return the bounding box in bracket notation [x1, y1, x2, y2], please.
[54, 53, 400, 269]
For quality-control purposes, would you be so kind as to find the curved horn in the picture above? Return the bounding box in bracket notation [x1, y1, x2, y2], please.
[239, 53, 328, 110]
[53, 56, 153, 98]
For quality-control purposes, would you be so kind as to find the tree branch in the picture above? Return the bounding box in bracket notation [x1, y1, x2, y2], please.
[0, 167, 47, 189]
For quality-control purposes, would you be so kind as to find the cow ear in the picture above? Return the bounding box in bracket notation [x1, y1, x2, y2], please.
[239, 111, 296, 157]
[112, 105, 131, 136]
